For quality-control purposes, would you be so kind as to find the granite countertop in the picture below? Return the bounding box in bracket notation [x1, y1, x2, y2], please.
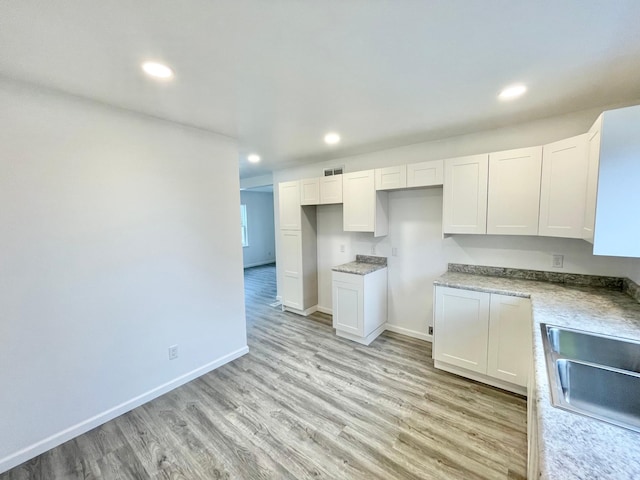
[435, 270, 640, 480]
[332, 254, 387, 275]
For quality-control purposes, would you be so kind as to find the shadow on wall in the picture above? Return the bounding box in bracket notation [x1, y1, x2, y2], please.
[443, 234, 632, 276]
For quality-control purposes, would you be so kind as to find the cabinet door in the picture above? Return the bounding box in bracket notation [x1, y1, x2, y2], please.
[332, 275, 363, 336]
[280, 230, 303, 309]
[300, 178, 320, 205]
[583, 116, 602, 244]
[434, 286, 490, 374]
[487, 147, 542, 235]
[320, 175, 343, 204]
[343, 170, 375, 232]
[487, 294, 531, 387]
[407, 160, 444, 187]
[443, 154, 489, 234]
[375, 165, 407, 190]
[279, 181, 301, 230]
[539, 134, 588, 238]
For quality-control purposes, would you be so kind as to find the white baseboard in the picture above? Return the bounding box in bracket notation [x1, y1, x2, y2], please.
[283, 304, 318, 316]
[434, 360, 526, 396]
[316, 306, 333, 315]
[384, 324, 432, 343]
[0, 346, 249, 475]
[243, 260, 275, 269]
[336, 323, 386, 346]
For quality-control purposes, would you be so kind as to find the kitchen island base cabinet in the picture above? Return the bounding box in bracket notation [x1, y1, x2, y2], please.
[332, 268, 387, 346]
[433, 285, 531, 395]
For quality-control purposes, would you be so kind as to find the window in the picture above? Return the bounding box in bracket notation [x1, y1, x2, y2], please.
[240, 204, 249, 247]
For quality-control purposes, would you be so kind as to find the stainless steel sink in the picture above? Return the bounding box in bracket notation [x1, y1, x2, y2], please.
[541, 323, 640, 432]
[545, 325, 640, 373]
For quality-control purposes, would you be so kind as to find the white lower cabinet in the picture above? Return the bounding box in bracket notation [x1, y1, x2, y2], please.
[487, 294, 532, 387]
[433, 286, 532, 393]
[433, 287, 490, 374]
[332, 268, 387, 345]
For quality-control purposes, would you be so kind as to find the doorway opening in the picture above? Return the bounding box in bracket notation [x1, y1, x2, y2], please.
[240, 185, 279, 308]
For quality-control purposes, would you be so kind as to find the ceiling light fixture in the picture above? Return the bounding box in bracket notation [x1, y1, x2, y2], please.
[324, 132, 341, 145]
[142, 61, 174, 79]
[498, 84, 527, 100]
[248, 154, 261, 163]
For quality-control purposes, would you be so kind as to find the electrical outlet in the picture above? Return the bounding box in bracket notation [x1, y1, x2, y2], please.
[340, 244, 345, 253]
[371, 245, 376, 255]
[552, 254, 564, 268]
[392, 247, 398, 257]
[428, 326, 433, 335]
[168, 345, 178, 360]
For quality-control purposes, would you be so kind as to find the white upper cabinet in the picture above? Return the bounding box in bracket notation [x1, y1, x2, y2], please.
[300, 178, 320, 205]
[443, 154, 489, 234]
[592, 105, 640, 257]
[539, 134, 588, 238]
[375, 165, 407, 190]
[278, 180, 301, 230]
[343, 170, 389, 237]
[583, 115, 602, 244]
[407, 159, 444, 187]
[487, 147, 542, 236]
[320, 174, 343, 204]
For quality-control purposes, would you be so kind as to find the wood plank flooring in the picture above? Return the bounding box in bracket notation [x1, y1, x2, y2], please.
[2, 263, 527, 479]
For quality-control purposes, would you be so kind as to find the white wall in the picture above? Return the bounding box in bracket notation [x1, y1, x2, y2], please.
[240, 173, 273, 189]
[0, 79, 247, 473]
[273, 104, 637, 340]
[240, 190, 276, 268]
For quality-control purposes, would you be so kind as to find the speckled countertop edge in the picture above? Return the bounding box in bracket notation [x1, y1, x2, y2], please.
[435, 271, 640, 480]
[332, 255, 388, 275]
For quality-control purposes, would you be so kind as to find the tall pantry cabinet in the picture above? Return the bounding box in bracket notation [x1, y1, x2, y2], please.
[278, 181, 318, 315]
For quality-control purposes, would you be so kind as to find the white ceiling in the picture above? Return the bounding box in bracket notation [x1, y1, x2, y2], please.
[2, 1, 640, 178]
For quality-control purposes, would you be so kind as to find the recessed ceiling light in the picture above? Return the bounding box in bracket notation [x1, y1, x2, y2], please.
[248, 154, 261, 163]
[324, 132, 341, 145]
[498, 84, 527, 100]
[142, 61, 174, 79]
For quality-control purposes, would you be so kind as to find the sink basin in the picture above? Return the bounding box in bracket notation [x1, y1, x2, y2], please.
[546, 325, 640, 373]
[541, 323, 640, 432]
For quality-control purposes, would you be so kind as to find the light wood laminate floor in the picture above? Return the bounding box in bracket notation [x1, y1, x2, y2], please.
[2, 264, 527, 479]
